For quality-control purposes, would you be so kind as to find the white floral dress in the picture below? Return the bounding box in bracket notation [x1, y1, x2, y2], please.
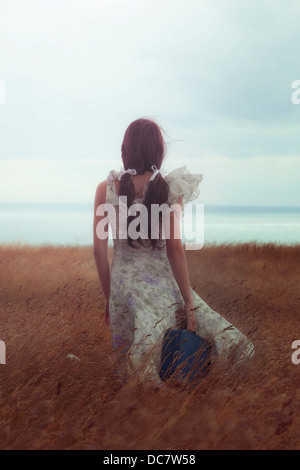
[106, 166, 254, 384]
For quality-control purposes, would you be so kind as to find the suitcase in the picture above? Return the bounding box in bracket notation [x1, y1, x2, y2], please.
[159, 329, 212, 383]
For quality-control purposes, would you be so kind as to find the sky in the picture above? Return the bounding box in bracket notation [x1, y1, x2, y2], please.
[0, 0, 299, 206]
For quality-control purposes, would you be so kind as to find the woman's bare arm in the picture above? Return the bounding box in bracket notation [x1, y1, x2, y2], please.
[165, 197, 196, 331]
[93, 180, 111, 323]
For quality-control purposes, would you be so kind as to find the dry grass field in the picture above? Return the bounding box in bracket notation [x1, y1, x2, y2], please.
[0, 243, 299, 450]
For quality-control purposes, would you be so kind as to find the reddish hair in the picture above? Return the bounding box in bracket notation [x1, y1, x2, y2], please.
[119, 118, 169, 249]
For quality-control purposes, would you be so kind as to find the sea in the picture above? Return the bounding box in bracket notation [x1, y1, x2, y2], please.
[0, 203, 299, 247]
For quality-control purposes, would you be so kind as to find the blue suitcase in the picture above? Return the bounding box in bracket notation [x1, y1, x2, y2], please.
[159, 329, 212, 383]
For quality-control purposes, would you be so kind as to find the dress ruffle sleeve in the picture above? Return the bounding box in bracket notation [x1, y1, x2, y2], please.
[106, 166, 203, 208]
[165, 166, 203, 206]
[106, 169, 121, 206]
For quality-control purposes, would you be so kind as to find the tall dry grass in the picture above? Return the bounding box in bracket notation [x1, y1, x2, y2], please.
[0, 243, 300, 450]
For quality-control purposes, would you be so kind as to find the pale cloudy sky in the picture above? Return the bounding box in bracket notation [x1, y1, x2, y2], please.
[0, 0, 299, 205]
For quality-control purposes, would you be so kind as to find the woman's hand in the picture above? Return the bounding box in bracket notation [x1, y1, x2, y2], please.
[175, 300, 196, 331]
[175, 307, 187, 329]
[105, 300, 110, 325]
[185, 300, 196, 332]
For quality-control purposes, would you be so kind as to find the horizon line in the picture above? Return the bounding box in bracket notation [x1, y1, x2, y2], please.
[0, 202, 300, 210]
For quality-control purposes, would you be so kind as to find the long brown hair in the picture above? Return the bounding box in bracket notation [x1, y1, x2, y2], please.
[119, 118, 169, 249]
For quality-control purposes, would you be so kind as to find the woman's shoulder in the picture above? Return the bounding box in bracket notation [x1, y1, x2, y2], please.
[165, 165, 203, 205]
[95, 168, 119, 204]
[94, 179, 108, 206]
[106, 169, 123, 181]
[100, 169, 120, 206]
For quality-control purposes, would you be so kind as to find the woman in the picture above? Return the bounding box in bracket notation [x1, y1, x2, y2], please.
[93, 118, 254, 386]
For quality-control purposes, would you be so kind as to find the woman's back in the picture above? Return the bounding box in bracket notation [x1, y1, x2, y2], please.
[112, 171, 153, 201]
[105, 168, 171, 260]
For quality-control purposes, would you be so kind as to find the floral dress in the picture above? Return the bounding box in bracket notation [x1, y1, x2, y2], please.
[106, 166, 254, 384]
